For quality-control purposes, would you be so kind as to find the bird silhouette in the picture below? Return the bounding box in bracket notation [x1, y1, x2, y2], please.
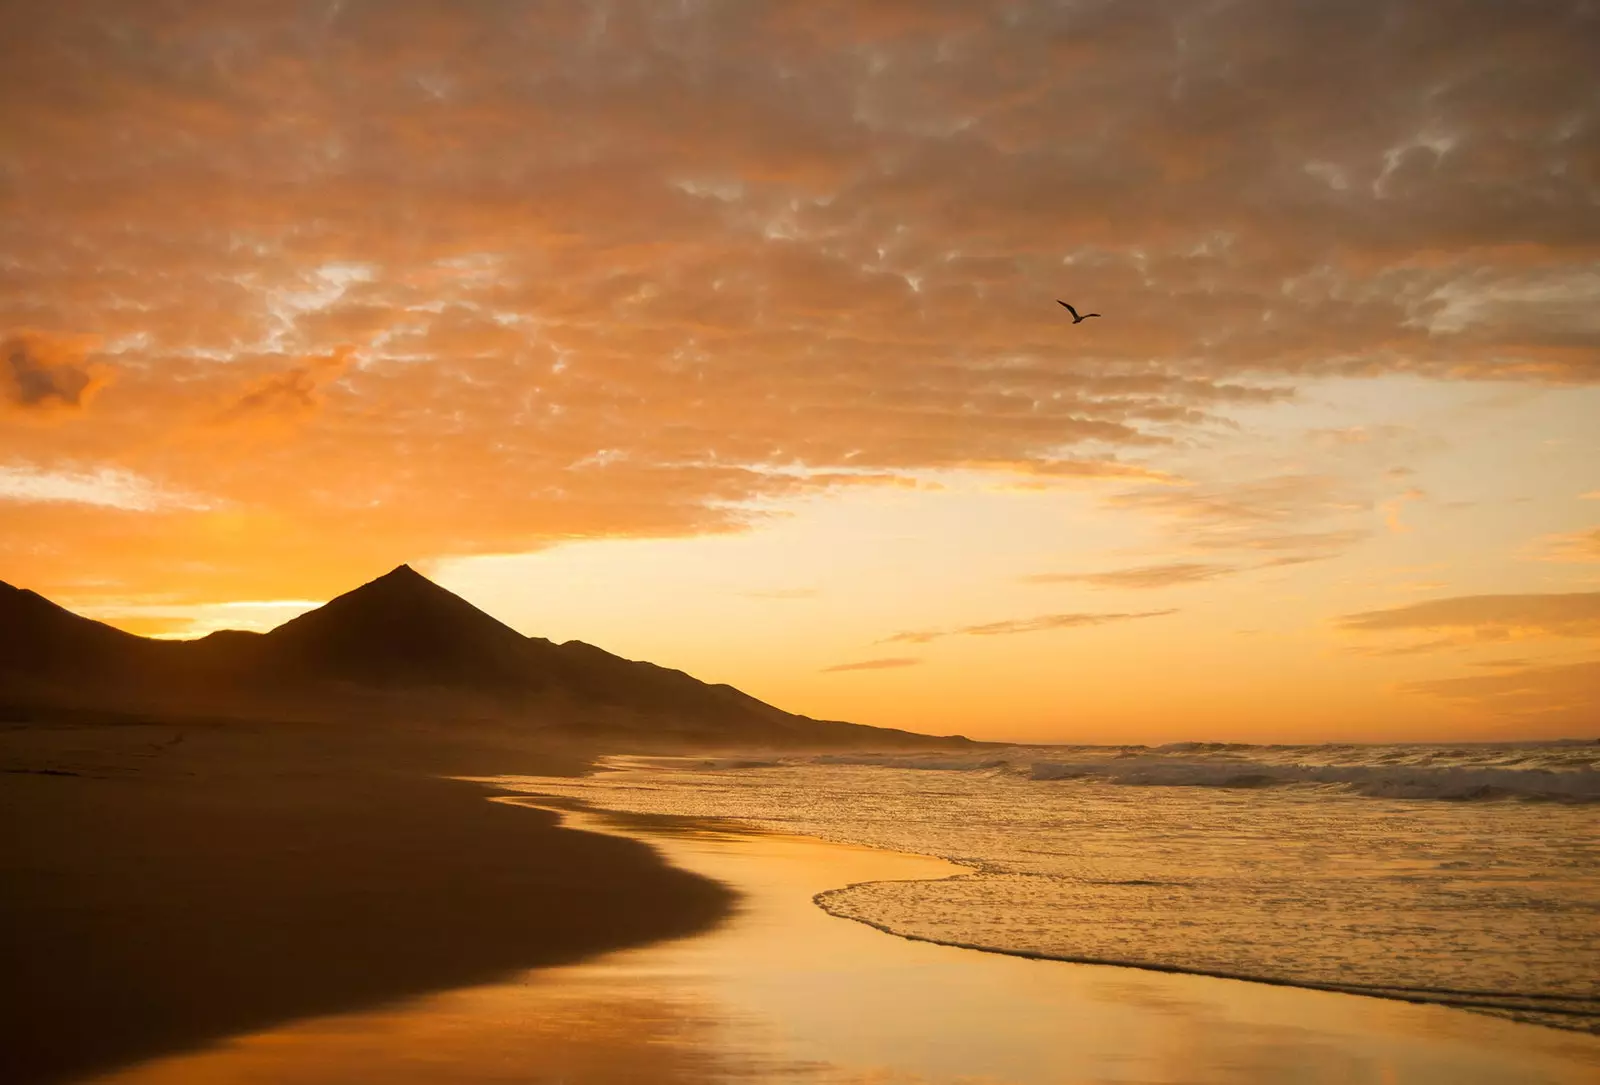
[1057, 300, 1101, 323]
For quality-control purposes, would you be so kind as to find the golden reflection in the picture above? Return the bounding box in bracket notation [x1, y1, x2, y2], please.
[84, 802, 1600, 1085]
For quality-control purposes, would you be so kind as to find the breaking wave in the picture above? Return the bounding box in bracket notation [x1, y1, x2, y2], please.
[815, 743, 1600, 803]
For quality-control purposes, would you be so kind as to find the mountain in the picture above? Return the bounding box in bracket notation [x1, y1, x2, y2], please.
[0, 580, 152, 670]
[257, 565, 546, 689]
[0, 566, 970, 749]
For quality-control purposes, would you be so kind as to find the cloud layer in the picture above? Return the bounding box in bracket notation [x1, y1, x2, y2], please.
[2, 0, 1597, 600]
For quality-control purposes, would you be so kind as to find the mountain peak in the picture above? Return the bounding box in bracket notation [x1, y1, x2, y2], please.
[364, 563, 431, 589]
[259, 564, 532, 685]
[329, 564, 478, 610]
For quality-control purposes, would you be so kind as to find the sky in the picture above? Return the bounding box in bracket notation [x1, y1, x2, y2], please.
[2, 0, 1597, 743]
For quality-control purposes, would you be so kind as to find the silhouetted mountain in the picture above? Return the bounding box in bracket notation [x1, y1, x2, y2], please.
[0, 581, 144, 668]
[0, 567, 970, 749]
[0, 580, 170, 703]
[257, 565, 541, 689]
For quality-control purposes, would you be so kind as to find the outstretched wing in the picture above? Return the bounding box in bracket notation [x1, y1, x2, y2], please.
[1083, 312, 1101, 319]
[1056, 300, 1080, 319]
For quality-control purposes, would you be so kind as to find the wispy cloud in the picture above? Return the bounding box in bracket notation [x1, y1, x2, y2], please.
[1529, 526, 1600, 564]
[1023, 562, 1234, 590]
[1400, 660, 1600, 719]
[0, 464, 204, 512]
[1103, 476, 1371, 565]
[1342, 637, 1465, 658]
[821, 656, 921, 673]
[1336, 593, 1600, 643]
[1229, 530, 1370, 556]
[1379, 487, 1427, 534]
[71, 598, 321, 638]
[973, 459, 1182, 487]
[884, 609, 1176, 644]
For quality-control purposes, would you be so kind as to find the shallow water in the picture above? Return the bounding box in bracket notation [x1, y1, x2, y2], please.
[84, 798, 1600, 1085]
[496, 743, 1600, 1033]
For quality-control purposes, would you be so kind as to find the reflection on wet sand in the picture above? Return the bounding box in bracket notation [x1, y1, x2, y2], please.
[86, 799, 1600, 1085]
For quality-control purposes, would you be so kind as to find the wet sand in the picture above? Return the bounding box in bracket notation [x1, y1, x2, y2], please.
[0, 721, 732, 1085]
[75, 795, 1600, 1085]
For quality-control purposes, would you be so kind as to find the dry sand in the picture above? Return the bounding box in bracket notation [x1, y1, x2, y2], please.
[0, 718, 732, 1085]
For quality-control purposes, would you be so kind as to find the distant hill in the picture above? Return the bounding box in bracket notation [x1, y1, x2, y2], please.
[0, 566, 971, 749]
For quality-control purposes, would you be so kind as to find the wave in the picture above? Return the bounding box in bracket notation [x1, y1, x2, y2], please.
[806, 745, 1600, 802]
[1028, 758, 1600, 802]
[812, 886, 1600, 1033]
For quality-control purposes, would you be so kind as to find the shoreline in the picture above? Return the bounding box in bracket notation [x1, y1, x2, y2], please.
[546, 788, 1600, 1034]
[526, 789, 1600, 1029]
[502, 755, 1600, 1036]
[815, 889, 1600, 1029]
[85, 786, 1600, 1085]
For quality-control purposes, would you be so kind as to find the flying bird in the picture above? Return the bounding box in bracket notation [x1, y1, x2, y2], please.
[1057, 300, 1101, 323]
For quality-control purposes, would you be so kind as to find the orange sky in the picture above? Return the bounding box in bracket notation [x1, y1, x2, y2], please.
[3, 1, 1597, 742]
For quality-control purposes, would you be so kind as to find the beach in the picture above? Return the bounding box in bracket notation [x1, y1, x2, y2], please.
[70, 792, 1600, 1085]
[5, 723, 1598, 1084]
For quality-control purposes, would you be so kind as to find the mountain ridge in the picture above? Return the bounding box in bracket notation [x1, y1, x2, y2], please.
[0, 566, 971, 749]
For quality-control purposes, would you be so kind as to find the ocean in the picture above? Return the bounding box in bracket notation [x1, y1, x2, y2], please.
[497, 741, 1600, 1034]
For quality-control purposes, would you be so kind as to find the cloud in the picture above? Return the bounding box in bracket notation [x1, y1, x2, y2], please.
[1, 332, 108, 415]
[742, 588, 819, 600]
[974, 459, 1181, 486]
[1400, 660, 1600, 720]
[1107, 475, 1351, 526]
[1378, 486, 1427, 534]
[0, 464, 203, 511]
[1103, 476, 1371, 564]
[1307, 427, 1376, 447]
[69, 597, 320, 638]
[216, 346, 354, 427]
[1342, 637, 1464, 658]
[885, 609, 1175, 644]
[1531, 526, 1600, 563]
[1232, 531, 1371, 560]
[821, 656, 921, 673]
[1336, 592, 1600, 642]
[1024, 562, 1235, 589]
